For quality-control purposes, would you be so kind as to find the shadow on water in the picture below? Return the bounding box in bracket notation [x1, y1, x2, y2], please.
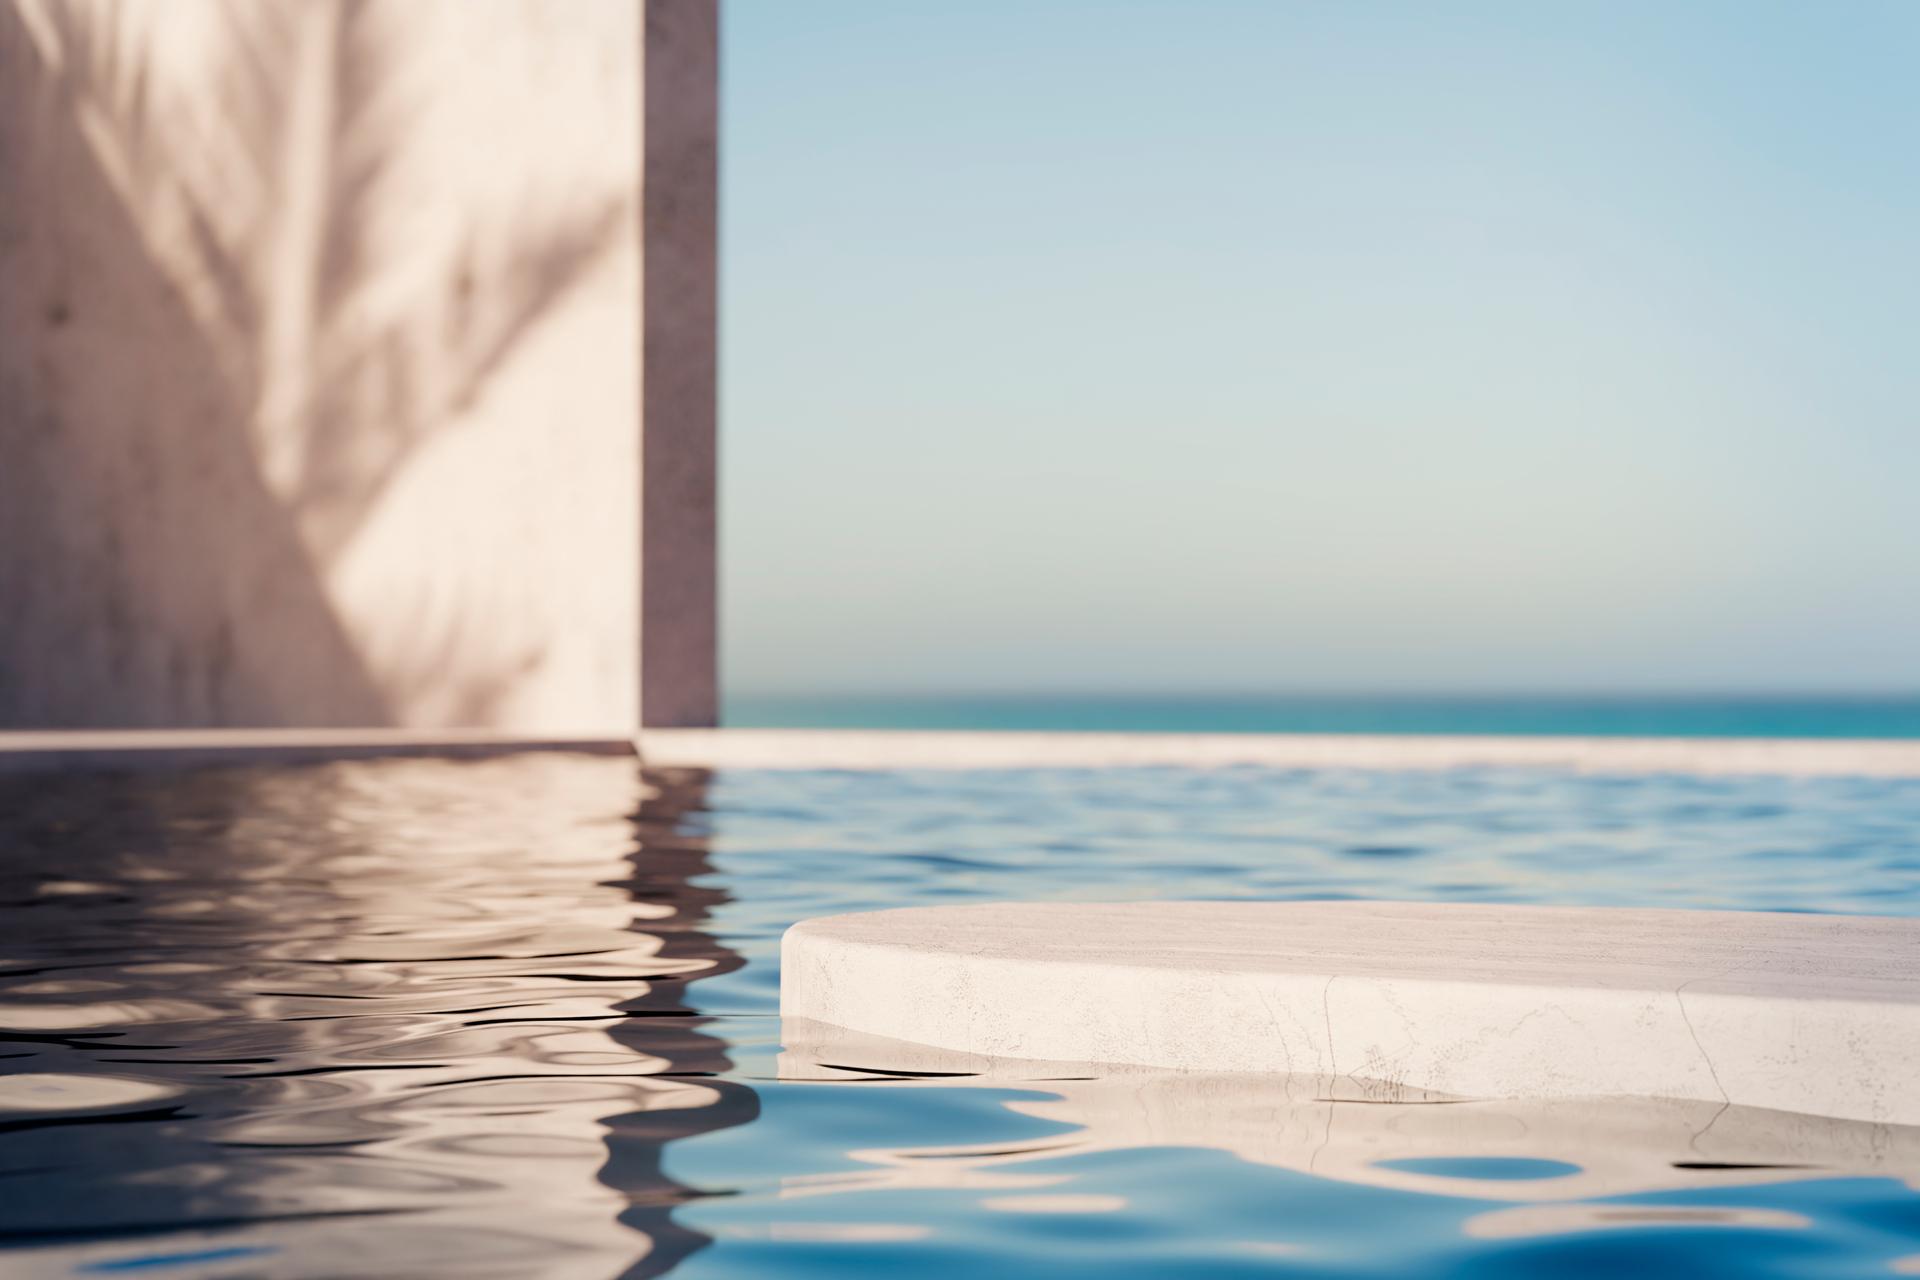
[0, 754, 757, 1277]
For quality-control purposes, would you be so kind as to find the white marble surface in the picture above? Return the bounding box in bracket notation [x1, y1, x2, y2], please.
[781, 900, 1920, 1125]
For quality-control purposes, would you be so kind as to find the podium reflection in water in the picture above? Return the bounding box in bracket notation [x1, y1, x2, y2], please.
[0, 755, 756, 1278]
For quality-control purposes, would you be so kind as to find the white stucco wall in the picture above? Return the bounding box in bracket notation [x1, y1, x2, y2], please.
[0, 0, 715, 730]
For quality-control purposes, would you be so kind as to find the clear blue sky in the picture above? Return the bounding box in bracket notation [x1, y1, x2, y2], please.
[720, 0, 1920, 697]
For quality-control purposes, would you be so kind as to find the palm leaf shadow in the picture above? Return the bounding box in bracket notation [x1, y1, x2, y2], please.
[25, 0, 634, 714]
[36, 0, 630, 558]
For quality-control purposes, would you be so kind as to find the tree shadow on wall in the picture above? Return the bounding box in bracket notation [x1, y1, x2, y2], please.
[0, 0, 630, 727]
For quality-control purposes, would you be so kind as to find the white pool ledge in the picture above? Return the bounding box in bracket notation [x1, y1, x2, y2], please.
[781, 900, 1920, 1126]
[642, 728, 1920, 776]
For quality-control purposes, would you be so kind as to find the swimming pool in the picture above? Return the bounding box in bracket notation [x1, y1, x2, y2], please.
[1, 753, 1916, 1276]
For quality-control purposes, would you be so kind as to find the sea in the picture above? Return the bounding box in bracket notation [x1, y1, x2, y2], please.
[724, 692, 1920, 739]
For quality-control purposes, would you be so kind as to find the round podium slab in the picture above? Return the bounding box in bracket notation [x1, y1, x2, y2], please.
[780, 900, 1920, 1126]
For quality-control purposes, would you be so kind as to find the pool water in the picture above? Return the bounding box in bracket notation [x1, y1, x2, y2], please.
[1, 754, 1917, 1277]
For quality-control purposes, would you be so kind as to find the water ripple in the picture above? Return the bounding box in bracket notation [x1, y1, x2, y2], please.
[0, 755, 1916, 1276]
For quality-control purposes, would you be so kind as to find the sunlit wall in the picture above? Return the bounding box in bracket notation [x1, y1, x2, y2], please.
[1, 0, 645, 728]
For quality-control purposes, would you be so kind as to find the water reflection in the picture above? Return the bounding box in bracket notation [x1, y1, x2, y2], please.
[6, 757, 1920, 1276]
[599, 768, 760, 1278]
[751, 1020, 1920, 1275]
[777, 1020, 1920, 1208]
[0, 754, 755, 1277]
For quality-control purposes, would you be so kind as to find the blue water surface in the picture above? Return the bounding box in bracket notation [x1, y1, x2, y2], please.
[0, 754, 1916, 1277]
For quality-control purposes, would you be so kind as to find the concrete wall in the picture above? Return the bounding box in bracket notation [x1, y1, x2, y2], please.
[0, 0, 716, 730]
[642, 0, 720, 730]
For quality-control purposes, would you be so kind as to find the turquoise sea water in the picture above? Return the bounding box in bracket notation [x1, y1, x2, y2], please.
[727, 693, 1920, 739]
[3, 754, 1918, 1276]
